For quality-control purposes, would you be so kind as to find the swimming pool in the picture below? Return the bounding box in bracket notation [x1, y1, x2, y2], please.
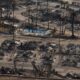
[22, 27, 51, 36]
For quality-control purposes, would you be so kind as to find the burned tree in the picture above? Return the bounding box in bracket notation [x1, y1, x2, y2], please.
[70, 10, 76, 38]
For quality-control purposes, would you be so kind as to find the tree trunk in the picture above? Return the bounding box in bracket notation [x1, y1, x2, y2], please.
[71, 12, 75, 38]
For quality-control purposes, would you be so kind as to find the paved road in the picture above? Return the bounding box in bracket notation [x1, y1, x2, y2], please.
[0, 60, 33, 70]
[0, 34, 80, 45]
[0, 60, 80, 76]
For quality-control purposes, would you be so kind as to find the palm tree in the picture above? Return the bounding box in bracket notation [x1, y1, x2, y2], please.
[26, 2, 31, 24]
[0, 5, 3, 32]
[65, 1, 69, 9]
[11, 0, 15, 40]
[41, 51, 53, 79]
[35, 0, 38, 27]
[64, 1, 68, 9]
[6, 2, 10, 18]
[60, 1, 69, 9]
[47, 0, 50, 29]
[70, 10, 76, 38]
[13, 50, 18, 72]
[60, 1, 64, 8]
[0, 6, 2, 24]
